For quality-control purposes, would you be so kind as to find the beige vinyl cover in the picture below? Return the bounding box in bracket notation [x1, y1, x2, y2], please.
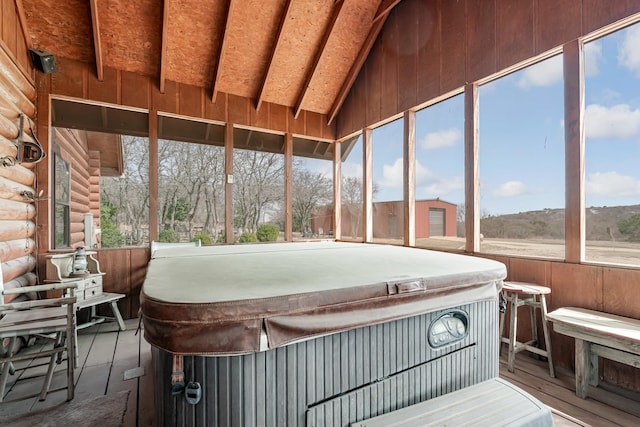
[141, 242, 506, 355]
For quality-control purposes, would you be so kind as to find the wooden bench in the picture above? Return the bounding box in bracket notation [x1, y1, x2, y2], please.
[349, 378, 552, 426]
[547, 307, 640, 399]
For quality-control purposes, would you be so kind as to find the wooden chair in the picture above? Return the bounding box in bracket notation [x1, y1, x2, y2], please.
[0, 282, 77, 402]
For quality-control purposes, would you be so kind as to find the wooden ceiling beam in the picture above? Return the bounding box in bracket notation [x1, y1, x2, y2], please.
[159, 0, 170, 93]
[89, 0, 104, 81]
[212, 0, 236, 103]
[373, 0, 402, 23]
[293, 0, 345, 119]
[327, 11, 389, 126]
[14, 0, 31, 50]
[256, 0, 292, 112]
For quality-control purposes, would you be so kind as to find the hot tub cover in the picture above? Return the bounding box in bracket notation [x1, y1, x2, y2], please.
[140, 242, 506, 355]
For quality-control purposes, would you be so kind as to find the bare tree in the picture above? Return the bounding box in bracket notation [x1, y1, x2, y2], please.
[233, 150, 284, 232]
[292, 168, 332, 233]
[100, 136, 150, 245]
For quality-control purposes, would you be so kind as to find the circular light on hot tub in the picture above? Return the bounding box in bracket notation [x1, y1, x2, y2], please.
[428, 310, 469, 348]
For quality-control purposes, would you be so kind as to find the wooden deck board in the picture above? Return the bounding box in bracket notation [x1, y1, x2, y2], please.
[2, 320, 640, 426]
[500, 353, 640, 427]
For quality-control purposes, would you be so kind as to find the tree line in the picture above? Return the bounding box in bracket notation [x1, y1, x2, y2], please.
[100, 136, 338, 247]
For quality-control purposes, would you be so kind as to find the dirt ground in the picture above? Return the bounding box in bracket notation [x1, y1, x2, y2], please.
[416, 236, 640, 266]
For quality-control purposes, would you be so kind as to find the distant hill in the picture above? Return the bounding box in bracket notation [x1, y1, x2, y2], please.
[477, 205, 640, 241]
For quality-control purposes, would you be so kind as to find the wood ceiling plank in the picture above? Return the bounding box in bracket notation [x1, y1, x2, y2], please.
[328, 12, 388, 125]
[294, 0, 345, 119]
[211, 0, 235, 102]
[159, 0, 170, 93]
[256, 0, 292, 112]
[89, 0, 104, 81]
[14, 0, 31, 50]
[374, 0, 402, 23]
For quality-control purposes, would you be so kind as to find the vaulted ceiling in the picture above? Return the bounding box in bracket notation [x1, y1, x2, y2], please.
[20, 0, 399, 124]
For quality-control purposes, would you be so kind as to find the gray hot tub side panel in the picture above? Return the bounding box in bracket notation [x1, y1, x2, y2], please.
[154, 300, 499, 427]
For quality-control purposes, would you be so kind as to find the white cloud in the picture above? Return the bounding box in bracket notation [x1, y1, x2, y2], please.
[517, 55, 563, 88]
[618, 24, 640, 77]
[342, 161, 363, 178]
[584, 41, 602, 77]
[419, 128, 461, 150]
[379, 158, 463, 197]
[381, 158, 403, 188]
[492, 181, 528, 198]
[421, 176, 464, 195]
[585, 103, 640, 139]
[586, 172, 640, 197]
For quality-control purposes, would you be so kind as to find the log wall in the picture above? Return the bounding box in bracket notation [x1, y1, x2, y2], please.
[52, 128, 91, 248]
[0, 3, 38, 302]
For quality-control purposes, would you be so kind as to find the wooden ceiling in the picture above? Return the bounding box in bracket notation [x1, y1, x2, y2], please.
[20, 0, 399, 124]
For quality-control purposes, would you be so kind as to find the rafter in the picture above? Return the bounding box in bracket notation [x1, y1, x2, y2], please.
[159, 0, 170, 93]
[89, 0, 104, 81]
[293, 0, 344, 119]
[256, 0, 292, 112]
[373, 0, 402, 23]
[14, 0, 31, 50]
[212, 0, 236, 103]
[327, 11, 389, 126]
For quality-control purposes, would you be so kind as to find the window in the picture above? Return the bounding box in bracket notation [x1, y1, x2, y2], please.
[584, 22, 640, 266]
[233, 128, 285, 243]
[340, 135, 364, 241]
[372, 118, 404, 245]
[292, 153, 333, 241]
[158, 137, 225, 245]
[100, 135, 150, 247]
[53, 153, 70, 248]
[478, 55, 565, 259]
[415, 94, 465, 251]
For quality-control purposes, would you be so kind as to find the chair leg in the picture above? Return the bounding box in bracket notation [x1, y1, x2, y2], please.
[67, 305, 75, 401]
[39, 332, 63, 401]
[0, 337, 17, 402]
[499, 303, 506, 357]
[508, 293, 518, 373]
[540, 295, 555, 378]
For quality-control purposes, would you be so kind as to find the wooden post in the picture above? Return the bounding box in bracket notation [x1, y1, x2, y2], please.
[404, 110, 416, 247]
[284, 133, 293, 241]
[333, 140, 342, 240]
[148, 110, 158, 243]
[363, 128, 373, 243]
[35, 74, 52, 258]
[464, 83, 480, 253]
[225, 123, 234, 244]
[564, 40, 585, 263]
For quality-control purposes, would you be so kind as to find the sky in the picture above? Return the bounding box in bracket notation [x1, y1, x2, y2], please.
[306, 21, 640, 216]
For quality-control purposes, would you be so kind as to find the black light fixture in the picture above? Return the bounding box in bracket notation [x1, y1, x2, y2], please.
[29, 48, 57, 74]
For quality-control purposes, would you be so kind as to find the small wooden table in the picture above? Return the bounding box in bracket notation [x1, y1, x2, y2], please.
[76, 292, 126, 331]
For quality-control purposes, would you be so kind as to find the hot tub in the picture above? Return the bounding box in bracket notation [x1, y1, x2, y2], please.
[141, 241, 507, 426]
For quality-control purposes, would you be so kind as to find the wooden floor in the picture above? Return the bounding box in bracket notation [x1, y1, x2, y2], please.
[1, 319, 639, 426]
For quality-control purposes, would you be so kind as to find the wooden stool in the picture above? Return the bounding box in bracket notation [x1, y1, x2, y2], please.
[499, 281, 555, 377]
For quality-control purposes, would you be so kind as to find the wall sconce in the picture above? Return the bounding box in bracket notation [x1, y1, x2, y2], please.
[3, 114, 47, 166]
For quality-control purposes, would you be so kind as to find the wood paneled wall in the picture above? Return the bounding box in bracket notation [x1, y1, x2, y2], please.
[335, 0, 640, 393]
[337, 0, 640, 136]
[475, 254, 640, 393]
[0, 4, 38, 302]
[48, 57, 336, 142]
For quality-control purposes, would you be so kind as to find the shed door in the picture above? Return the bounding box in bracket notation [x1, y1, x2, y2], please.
[429, 208, 445, 237]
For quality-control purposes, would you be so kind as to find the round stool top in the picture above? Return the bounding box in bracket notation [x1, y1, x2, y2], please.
[502, 281, 551, 295]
